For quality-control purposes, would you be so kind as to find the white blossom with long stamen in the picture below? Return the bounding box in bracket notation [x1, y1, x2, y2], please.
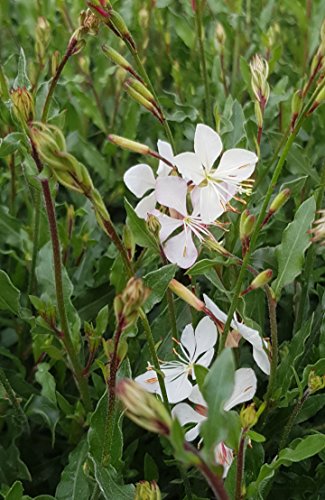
[173, 124, 258, 223]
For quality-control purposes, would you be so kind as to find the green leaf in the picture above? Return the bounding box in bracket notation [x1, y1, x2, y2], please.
[0, 133, 23, 157]
[143, 264, 177, 312]
[124, 199, 158, 251]
[25, 395, 59, 447]
[247, 434, 325, 499]
[13, 48, 31, 89]
[96, 305, 109, 336]
[90, 458, 135, 500]
[4, 480, 23, 500]
[273, 196, 316, 297]
[56, 440, 90, 500]
[0, 270, 20, 314]
[0, 444, 31, 485]
[193, 364, 208, 392]
[201, 349, 235, 451]
[247, 430, 266, 443]
[35, 363, 57, 405]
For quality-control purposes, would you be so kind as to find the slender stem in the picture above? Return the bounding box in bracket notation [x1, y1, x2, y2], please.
[139, 308, 169, 410]
[101, 218, 133, 277]
[235, 430, 247, 500]
[41, 38, 77, 122]
[278, 389, 310, 452]
[264, 286, 278, 403]
[28, 188, 42, 294]
[0, 367, 28, 430]
[184, 442, 229, 500]
[231, 18, 240, 96]
[195, 0, 212, 124]
[30, 139, 91, 409]
[131, 51, 175, 151]
[0, 64, 10, 100]
[9, 154, 16, 215]
[101, 317, 126, 465]
[166, 288, 178, 339]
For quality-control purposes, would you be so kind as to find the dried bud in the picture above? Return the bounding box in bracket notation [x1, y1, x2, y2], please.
[250, 54, 270, 107]
[240, 404, 258, 429]
[309, 210, 325, 246]
[10, 87, 34, 123]
[108, 134, 150, 155]
[168, 279, 204, 312]
[135, 481, 161, 500]
[114, 278, 150, 326]
[116, 379, 172, 435]
[308, 370, 325, 394]
[79, 8, 100, 36]
[215, 22, 226, 46]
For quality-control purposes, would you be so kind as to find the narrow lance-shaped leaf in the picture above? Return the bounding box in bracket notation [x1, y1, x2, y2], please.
[273, 196, 316, 298]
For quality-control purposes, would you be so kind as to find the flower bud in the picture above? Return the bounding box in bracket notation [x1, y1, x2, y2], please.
[109, 11, 136, 51]
[168, 279, 204, 312]
[35, 17, 51, 65]
[135, 481, 161, 500]
[146, 214, 161, 238]
[291, 90, 303, 119]
[116, 379, 172, 435]
[108, 134, 150, 155]
[269, 188, 291, 214]
[240, 404, 258, 429]
[10, 87, 34, 123]
[254, 101, 264, 128]
[124, 83, 162, 122]
[309, 210, 325, 246]
[102, 44, 132, 71]
[308, 370, 325, 394]
[240, 210, 255, 240]
[250, 54, 270, 107]
[215, 22, 226, 46]
[114, 278, 150, 326]
[79, 8, 100, 36]
[123, 224, 135, 259]
[51, 50, 60, 76]
[125, 78, 154, 103]
[250, 269, 273, 289]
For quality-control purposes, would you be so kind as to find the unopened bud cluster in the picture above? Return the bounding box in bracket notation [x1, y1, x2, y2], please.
[29, 122, 111, 232]
[135, 481, 161, 500]
[308, 370, 325, 394]
[250, 54, 270, 129]
[116, 379, 172, 435]
[240, 404, 258, 429]
[10, 87, 34, 124]
[114, 277, 150, 326]
[35, 17, 51, 66]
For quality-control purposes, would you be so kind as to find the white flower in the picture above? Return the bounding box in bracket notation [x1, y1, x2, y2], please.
[123, 140, 174, 219]
[173, 124, 258, 223]
[203, 294, 270, 375]
[172, 367, 257, 441]
[215, 442, 234, 478]
[154, 176, 215, 268]
[135, 317, 218, 404]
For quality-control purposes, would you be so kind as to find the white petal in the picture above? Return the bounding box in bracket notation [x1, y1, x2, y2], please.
[172, 403, 204, 426]
[157, 140, 174, 176]
[195, 348, 215, 368]
[214, 442, 234, 478]
[199, 184, 226, 223]
[180, 324, 196, 361]
[165, 371, 193, 404]
[163, 229, 198, 269]
[135, 369, 162, 396]
[156, 176, 188, 216]
[124, 164, 155, 197]
[217, 149, 258, 180]
[252, 344, 271, 375]
[193, 316, 218, 361]
[189, 385, 207, 406]
[223, 368, 257, 411]
[153, 210, 183, 242]
[194, 124, 223, 171]
[135, 192, 157, 219]
[185, 424, 202, 442]
[203, 294, 228, 324]
[174, 152, 205, 184]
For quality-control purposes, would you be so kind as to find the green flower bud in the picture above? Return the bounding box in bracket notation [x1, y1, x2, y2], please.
[250, 269, 273, 290]
[215, 22, 226, 46]
[308, 370, 325, 394]
[240, 404, 258, 429]
[108, 134, 150, 155]
[269, 188, 291, 213]
[240, 210, 255, 240]
[169, 279, 205, 311]
[124, 83, 160, 119]
[135, 481, 161, 500]
[250, 54, 270, 106]
[116, 379, 172, 435]
[10, 87, 34, 123]
[109, 11, 136, 50]
[102, 44, 131, 71]
[125, 78, 154, 103]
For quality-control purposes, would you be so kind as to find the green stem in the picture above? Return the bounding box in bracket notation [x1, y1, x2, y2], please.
[264, 286, 278, 403]
[278, 389, 310, 451]
[166, 288, 178, 339]
[132, 51, 176, 151]
[231, 18, 240, 96]
[0, 64, 10, 100]
[0, 367, 28, 430]
[28, 188, 42, 294]
[195, 0, 212, 124]
[294, 165, 325, 332]
[139, 308, 169, 410]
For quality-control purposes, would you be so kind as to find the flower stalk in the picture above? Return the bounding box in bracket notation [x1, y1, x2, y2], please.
[194, 0, 212, 124]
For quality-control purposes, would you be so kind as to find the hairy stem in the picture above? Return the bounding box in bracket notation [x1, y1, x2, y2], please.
[235, 430, 247, 500]
[264, 286, 278, 404]
[28, 188, 42, 294]
[195, 0, 212, 124]
[278, 389, 310, 451]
